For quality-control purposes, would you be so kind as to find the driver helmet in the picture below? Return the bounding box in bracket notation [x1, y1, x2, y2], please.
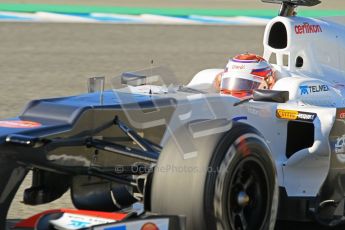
[220, 53, 275, 98]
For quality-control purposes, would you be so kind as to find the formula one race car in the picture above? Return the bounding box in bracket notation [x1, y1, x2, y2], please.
[2, 0, 345, 229]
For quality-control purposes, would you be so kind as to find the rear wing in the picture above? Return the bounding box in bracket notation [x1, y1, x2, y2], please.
[261, 0, 321, 16]
[261, 0, 321, 6]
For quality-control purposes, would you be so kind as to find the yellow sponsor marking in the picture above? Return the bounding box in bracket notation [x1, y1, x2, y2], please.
[276, 109, 298, 120]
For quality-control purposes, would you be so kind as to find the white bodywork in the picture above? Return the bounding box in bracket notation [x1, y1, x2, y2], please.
[184, 15, 345, 198]
[119, 14, 345, 200]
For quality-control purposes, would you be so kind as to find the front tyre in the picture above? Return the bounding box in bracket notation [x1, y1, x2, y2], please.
[151, 122, 278, 230]
[208, 125, 278, 230]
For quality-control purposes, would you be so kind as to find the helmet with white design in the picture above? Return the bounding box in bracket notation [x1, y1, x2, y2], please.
[220, 53, 275, 98]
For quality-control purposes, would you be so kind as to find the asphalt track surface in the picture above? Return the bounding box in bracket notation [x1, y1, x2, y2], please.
[1, 22, 344, 230]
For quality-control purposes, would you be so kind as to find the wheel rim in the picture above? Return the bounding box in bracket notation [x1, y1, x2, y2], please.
[227, 156, 270, 230]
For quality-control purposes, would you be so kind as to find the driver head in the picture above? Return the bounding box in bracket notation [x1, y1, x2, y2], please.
[220, 53, 275, 98]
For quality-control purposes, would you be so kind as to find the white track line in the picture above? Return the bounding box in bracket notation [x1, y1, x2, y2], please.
[90, 13, 145, 23]
[35, 12, 97, 23]
[140, 14, 201, 24]
[0, 11, 270, 25]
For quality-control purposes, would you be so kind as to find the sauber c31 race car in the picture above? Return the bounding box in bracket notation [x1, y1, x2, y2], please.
[2, 0, 345, 229]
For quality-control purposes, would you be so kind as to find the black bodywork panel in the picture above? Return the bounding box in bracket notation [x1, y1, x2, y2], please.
[0, 90, 178, 229]
[286, 121, 314, 158]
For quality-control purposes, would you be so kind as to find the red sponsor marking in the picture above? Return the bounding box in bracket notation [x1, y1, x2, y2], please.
[295, 23, 322, 35]
[231, 64, 245, 70]
[338, 110, 345, 119]
[238, 136, 250, 157]
[15, 209, 127, 228]
[0, 120, 42, 128]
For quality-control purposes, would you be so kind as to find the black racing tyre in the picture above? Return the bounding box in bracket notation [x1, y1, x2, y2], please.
[150, 122, 278, 230]
[206, 123, 278, 230]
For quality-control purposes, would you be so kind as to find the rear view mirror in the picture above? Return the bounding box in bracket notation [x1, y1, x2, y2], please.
[253, 89, 289, 103]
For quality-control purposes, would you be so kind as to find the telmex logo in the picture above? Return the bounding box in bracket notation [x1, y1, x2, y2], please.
[299, 85, 329, 95]
[295, 23, 322, 35]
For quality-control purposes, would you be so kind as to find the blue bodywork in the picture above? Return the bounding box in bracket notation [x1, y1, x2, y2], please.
[0, 90, 160, 141]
